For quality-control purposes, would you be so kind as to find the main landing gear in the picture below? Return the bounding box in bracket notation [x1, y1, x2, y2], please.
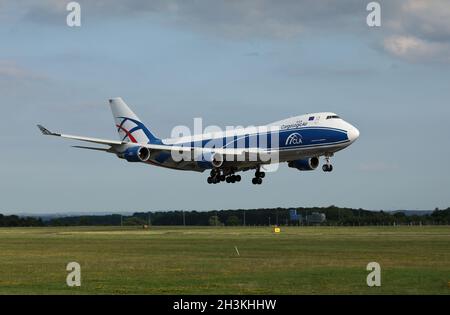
[225, 174, 241, 183]
[206, 167, 267, 185]
[207, 169, 241, 184]
[322, 155, 334, 172]
[252, 167, 265, 185]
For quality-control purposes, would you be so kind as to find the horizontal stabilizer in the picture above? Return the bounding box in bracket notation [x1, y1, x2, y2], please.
[72, 145, 113, 152]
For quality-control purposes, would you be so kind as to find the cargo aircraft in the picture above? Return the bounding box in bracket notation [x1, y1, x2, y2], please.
[38, 98, 359, 184]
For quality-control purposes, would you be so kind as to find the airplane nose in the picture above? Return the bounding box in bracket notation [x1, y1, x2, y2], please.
[348, 126, 360, 142]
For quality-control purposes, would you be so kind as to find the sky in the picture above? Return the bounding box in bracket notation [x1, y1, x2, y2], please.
[1, 0, 450, 214]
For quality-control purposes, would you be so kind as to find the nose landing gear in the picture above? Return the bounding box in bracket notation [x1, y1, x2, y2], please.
[322, 164, 333, 172]
[322, 154, 334, 172]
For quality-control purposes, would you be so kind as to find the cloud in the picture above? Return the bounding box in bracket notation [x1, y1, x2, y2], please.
[381, 0, 450, 63]
[0, 60, 45, 80]
[383, 35, 450, 63]
[11, 0, 364, 39]
[388, 0, 450, 42]
[4, 0, 450, 63]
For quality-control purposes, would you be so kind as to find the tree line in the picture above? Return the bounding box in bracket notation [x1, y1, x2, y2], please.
[1, 206, 449, 227]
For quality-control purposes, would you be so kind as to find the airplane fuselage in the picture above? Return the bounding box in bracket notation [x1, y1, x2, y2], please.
[39, 98, 360, 185]
[148, 112, 359, 172]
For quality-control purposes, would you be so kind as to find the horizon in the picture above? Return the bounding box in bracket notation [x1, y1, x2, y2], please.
[2, 207, 442, 218]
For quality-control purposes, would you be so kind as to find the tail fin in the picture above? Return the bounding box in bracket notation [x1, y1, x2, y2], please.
[108, 97, 161, 144]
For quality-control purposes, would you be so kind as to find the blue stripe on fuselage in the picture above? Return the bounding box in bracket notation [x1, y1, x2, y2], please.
[172, 126, 348, 150]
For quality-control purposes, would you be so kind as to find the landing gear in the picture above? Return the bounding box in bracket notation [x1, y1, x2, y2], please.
[322, 155, 334, 172]
[207, 169, 241, 184]
[226, 175, 241, 183]
[207, 176, 221, 184]
[207, 168, 222, 184]
[210, 169, 218, 177]
[252, 167, 265, 184]
[207, 166, 267, 184]
[252, 177, 263, 185]
[322, 164, 333, 172]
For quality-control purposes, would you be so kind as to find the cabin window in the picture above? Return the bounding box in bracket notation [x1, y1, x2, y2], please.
[326, 115, 340, 119]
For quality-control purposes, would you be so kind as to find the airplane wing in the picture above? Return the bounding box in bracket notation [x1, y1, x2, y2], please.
[37, 125, 123, 146]
[37, 125, 273, 160]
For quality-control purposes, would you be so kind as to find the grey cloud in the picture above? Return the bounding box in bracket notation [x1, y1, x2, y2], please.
[0, 60, 46, 80]
[14, 0, 364, 39]
[386, 0, 450, 42]
[383, 35, 450, 63]
[6, 0, 450, 63]
[381, 0, 450, 63]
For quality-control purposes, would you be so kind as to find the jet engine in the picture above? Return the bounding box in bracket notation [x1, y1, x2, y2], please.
[288, 157, 319, 171]
[121, 146, 151, 162]
[197, 152, 224, 169]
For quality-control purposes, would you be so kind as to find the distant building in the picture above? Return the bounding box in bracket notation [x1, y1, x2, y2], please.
[289, 209, 300, 221]
[290, 209, 325, 225]
[306, 212, 326, 224]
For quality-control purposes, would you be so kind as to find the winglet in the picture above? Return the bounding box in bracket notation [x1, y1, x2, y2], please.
[37, 124, 59, 136]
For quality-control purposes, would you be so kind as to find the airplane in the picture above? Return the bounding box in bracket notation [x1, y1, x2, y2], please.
[38, 97, 360, 185]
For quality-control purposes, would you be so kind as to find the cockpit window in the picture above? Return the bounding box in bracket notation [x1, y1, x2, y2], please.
[326, 115, 340, 119]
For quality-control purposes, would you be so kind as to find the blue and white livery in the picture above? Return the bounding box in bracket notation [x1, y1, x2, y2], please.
[38, 97, 360, 185]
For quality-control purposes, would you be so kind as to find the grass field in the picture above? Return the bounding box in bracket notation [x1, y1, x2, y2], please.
[0, 226, 449, 294]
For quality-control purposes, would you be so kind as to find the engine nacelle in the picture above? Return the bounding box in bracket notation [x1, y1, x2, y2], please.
[121, 146, 151, 162]
[197, 152, 224, 169]
[288, 157, 319, 171]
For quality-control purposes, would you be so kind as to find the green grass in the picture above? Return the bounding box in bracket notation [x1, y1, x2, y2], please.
[0, 226, 449, 294]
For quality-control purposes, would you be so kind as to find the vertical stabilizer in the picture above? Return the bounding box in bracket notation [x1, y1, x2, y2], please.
[108, 97, 160, 144]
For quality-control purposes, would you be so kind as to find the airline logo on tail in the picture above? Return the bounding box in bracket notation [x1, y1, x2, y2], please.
[116, 116, 150, 144]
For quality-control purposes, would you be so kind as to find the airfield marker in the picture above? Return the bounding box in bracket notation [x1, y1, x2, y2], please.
[234, 246, 240, 256]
